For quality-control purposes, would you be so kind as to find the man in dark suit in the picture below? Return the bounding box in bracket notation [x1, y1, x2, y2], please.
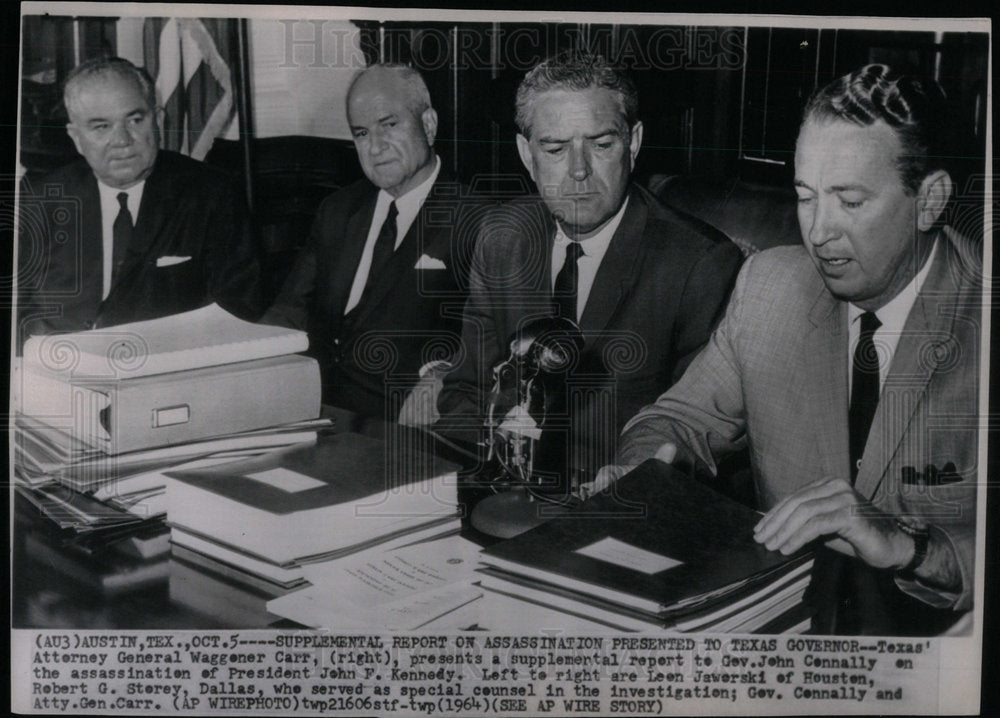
[436, 51, 743, 481]
[17, 57, 262, 344]
[263, 64, 482, 420]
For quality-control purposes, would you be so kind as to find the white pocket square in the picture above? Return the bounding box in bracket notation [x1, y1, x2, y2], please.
[414, 254, 447, 270]
[156, 255, 192, 267]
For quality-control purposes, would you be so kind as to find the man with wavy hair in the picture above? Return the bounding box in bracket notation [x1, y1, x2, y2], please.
[602, 64, 981, 635]
[437, 50, 742, 484]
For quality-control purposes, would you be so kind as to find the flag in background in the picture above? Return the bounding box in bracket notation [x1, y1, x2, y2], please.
[142, 18, 237, 160]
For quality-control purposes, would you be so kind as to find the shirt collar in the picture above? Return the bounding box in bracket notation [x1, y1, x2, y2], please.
[97, 178, 145, 212]
[554, 195, 630, 259]
[848, 238, 939, 331]
[97, 178, 145, 198]
[375, 154, 441, 219]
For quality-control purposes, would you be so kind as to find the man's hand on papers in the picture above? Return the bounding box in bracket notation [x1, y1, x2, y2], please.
[579, 464, 634, 498]
[579, 442, 679, 499]
[752, 477, 914, 570]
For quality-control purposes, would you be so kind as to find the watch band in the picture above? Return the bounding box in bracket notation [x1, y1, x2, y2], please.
[895, 519, 930, 575]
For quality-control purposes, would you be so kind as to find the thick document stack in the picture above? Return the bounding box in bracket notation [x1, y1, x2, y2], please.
[13, 305, 332, 611]
[478, 460, 814, 633]
[17, 303, 320, 454]
[13, 418, 332, 524]
[164, 432, 461, 588]
[14, 303, 329, 530]
[15, 417, 331, 490]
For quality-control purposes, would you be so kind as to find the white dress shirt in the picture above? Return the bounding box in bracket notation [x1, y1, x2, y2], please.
[550, 197, 630, 322]
[343, 156, 442, 315]
[97, 179, 145, 300]
[847, 239, 939, 394]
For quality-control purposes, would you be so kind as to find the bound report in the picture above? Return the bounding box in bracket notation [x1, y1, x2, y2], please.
[480, 459, 812, 618]
[165, 432, 460, 565]
[16, 304, 319, 454]
[20, 303, 308, 379]
[18, 354, 321, 455]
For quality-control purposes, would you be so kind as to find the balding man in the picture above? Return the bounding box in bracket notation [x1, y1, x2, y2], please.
[264, 64, 483, 420]
[17, 57, 262, 341]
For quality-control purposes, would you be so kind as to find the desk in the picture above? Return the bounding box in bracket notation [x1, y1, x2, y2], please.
[13, 408, 964, 635]
[12, 407, 496, 630]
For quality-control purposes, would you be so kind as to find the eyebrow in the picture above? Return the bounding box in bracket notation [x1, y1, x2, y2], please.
[84, 108, 147, 124]
[350, 113, 399, 132]
[793, 180, 871, 193]
[537, 129, 621, 144]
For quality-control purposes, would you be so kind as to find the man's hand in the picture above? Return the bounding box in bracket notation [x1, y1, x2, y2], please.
[753, 477, 914, 570]
[579, 463, 634, 498]
[579, 443, 679, 498]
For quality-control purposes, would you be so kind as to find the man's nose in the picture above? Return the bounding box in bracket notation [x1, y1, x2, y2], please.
[804, 198, 838, 246]
[568, 145, 591, 182]
[370, 129, 389, 154]
[109, 120, 132, 146]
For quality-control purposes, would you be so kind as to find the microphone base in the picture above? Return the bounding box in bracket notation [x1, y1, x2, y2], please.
[470, 487, 572, 539]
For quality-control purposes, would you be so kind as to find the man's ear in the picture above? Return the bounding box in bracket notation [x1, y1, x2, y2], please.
[515, 133, 535, 182]
[421, 107, 438, 147]
[65, 123, 83, 155]
[916, 169, 953, 232]
[628, 120, 643, 170]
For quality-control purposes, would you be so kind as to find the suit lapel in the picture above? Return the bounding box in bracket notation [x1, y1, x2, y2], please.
[77, 172, 105, 310]
[100, 157, 175, 307]
[578, 187, 647, 342]
[130, 160, 171, 258]
[803, 284, 852, 484]
[347, 203, 425, 328]
[329, 190, 378, 317]
[539, 208, 556, 294]
[532, 205, 556, 296]
[854, 238, 961, 499]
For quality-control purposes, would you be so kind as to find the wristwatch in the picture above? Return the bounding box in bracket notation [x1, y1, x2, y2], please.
[895, 519, 930, 575]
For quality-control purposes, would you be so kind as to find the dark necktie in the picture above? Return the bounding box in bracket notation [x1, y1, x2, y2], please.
[553, 240, 584, 322]
[111, 191, 133, 288]
[812, 310, 953, 634]
[362, 201, 398, 299]
[815, 311, 884, 635]
[848, 311, 882, 482]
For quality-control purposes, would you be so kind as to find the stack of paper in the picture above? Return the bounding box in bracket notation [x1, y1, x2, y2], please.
[14, 418, 332, 524]
[13, 305, 333, 606]
[16, 303, 319, 455]
[13, 303, 331, 527]
[478, 460, 814, 633]
[164, 432, 462, 592]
